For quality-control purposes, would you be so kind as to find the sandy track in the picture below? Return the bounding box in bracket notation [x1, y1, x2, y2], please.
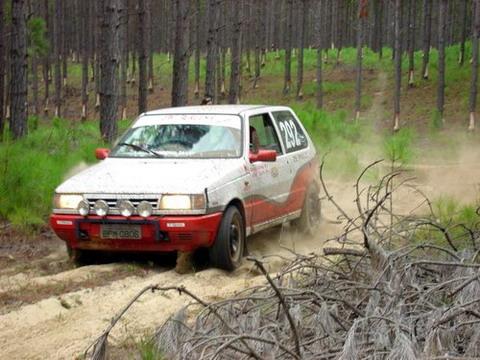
[1, 152, 479, 359]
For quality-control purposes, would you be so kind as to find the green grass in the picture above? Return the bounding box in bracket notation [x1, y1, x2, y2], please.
[0, 118, 132, 230]
[414, 196, 479, 250]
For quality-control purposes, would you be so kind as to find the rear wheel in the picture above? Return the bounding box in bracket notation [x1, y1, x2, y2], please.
[209, 206, 245, 271]
[293, 184, 321, 235]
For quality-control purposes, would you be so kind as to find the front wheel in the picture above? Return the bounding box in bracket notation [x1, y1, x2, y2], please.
[292, 184, 321, 235]
[209, 206, 245, 271]
[66, 244, 89, 266]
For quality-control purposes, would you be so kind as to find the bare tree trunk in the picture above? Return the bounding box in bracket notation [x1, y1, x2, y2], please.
[228, 0, 242, 104]
[61, 0, 67, 88]
[99, 0, 120, 142]
[194, 0, 201, 99]
[9, 0, 28, 139]
[81, 0, 89, 121]
[407, 0, 415, 87]
[283, 0, 293, 95]
[469, 0, 480, 131]
[355, 0, 367, 120]
[119, 0, 127, 120]
[421, 0, 432, 79]
[146, 0, 154, 93]
[315, 0, 323, 109]
[459, 0, 468, 66]
[393, 0, 401, 131]
[31, 56, 39, 117]
[54, 0, 62, 117]
[171, 0, 190, 107]
[137, 0, 147, 113]
[42, 0, 50, 115]
[253, 1, 261, 89]
[0, 0, 5, 138]
[437, 0, 447, 124]
[205, 0, 218, 101]
[296, 0, 308, 100]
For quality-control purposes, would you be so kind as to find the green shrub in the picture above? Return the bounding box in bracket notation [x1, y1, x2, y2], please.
[0, 119, 105, 231]
[383, 127, 415, 166]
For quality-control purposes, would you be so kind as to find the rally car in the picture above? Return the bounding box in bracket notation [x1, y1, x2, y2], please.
[50, 105, 320, 270]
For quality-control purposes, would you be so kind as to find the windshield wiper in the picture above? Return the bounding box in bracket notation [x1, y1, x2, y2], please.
[117, 142, 164, 158]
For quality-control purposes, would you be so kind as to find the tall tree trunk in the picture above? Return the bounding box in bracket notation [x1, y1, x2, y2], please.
[253, 1, 261, 89]
[171, 0, 190, 107]
[469, 0, 480, 130]
[42, 0, 50, 115]
[119, 0, 127, 120]
[315, 0, 323, 109]
[9, 0, 28, 139]
[61, 0, 67, 87]
[137, 0, 147, 113]
[146, 0, 154, 93]
[0, 0, 5, 138]
[99, 0, 120, 142]
[296, 0, 307, 100]
[228, 0, 242, 104]
[194, 0, 201, 99]
[31, 57, 39, 117]
[421, 0, 432, 79]
[407, 0, 415, 87]
[355, 0, 367, 120]
[459, 0, 468, 66]
[437, 0, 447, 123]
[393, 0, 401, 131]
[81, 0, 89, 121]
[283, 0, 293, 95]
[205, 0, 218, 102]
[54, 0, 62, 117]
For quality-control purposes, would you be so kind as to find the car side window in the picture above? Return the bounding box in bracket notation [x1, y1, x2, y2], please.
[249, 114, 283, 154]
[271, 111, 308, 153]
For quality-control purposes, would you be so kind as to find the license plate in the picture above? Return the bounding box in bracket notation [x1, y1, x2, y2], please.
[100, 224, 142, 240]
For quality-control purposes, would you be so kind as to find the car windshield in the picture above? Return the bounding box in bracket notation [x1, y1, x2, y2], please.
[110, 114, 242, 159]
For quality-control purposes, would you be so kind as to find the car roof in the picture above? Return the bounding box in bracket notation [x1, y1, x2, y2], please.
[144, 105, 279, 116]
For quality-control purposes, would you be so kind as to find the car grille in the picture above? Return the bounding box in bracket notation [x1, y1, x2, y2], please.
[86, 196, 159, 215]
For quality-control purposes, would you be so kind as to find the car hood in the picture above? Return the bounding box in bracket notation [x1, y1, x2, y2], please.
[56, 158, 245, 195]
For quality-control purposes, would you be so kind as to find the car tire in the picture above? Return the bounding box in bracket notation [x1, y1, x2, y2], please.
[292, 184, 321, 235]
[209, 206, 245, 271]
[66, 244, 88, 266]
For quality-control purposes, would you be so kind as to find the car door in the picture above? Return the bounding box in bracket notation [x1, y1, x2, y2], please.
[246, 112, 289, 229]
[270, 109, 313, 216]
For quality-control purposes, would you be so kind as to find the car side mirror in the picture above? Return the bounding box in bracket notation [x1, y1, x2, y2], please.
[249, 149, 277, 163]
[95, 148, 110, 160]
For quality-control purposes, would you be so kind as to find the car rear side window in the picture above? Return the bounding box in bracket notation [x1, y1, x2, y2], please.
[271, 111, 308, 153]
[249, 113, 283, 154]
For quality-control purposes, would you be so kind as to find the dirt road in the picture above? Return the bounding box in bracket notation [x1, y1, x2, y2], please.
[1, 156, 479, 359]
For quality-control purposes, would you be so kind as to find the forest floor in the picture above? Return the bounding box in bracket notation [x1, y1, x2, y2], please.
[2, 51, 480, 358]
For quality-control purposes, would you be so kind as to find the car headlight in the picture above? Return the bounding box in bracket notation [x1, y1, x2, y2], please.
[159, 194, 206, 210]
[54, 194, 84, 209]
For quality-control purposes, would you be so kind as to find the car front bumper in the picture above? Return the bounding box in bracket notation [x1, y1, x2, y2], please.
[49, 213, 223, 252]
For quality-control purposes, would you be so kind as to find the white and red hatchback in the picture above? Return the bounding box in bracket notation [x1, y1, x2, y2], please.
[50, 105, 320, 270]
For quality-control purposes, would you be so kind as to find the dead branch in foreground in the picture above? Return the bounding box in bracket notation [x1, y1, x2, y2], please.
[85, 161, 480, 360]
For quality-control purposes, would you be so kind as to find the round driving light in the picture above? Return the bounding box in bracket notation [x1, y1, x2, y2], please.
[77, 199, 90, 216]
[117, 200, 134, 217]
[94, 200, 109, 216]
[137, 201, 153, 218]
